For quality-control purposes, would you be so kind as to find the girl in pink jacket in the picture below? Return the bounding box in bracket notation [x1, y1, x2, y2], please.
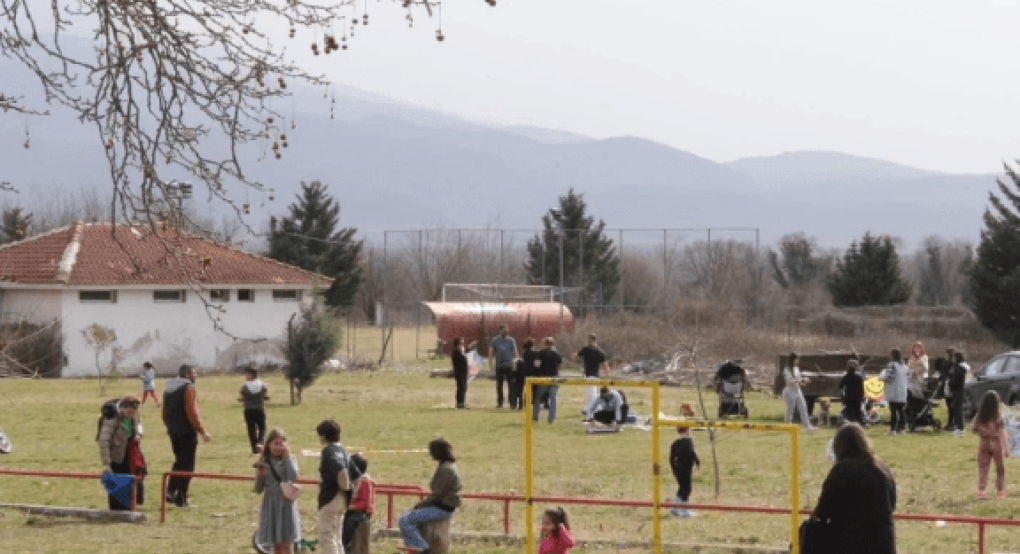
[537, 507, 574, 554]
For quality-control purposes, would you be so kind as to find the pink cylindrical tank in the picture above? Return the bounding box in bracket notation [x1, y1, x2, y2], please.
[422, 302, 575, 356]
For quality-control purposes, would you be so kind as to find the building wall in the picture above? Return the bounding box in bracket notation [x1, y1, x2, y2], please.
[0, 289, 63, 323]
[60, 287, 313, 377]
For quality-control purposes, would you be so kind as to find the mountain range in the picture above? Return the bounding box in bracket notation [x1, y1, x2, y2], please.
[0, 57, 1000, 250]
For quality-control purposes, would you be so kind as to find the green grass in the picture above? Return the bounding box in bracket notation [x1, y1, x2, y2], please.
[0, 370, 1016, 554]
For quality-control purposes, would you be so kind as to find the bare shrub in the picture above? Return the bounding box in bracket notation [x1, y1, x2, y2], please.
[0, 320, 63, 377]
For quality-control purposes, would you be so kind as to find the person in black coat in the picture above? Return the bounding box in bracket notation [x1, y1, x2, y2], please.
[668, 427, 700, 517]
[804, 423, 897, 554]
[839, 360, 865, 424]
[451, 338, 469, 409]
[947, 351, 969, 433]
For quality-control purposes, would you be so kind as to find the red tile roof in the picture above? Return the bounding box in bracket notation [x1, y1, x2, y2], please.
[0, 223, 323, 286]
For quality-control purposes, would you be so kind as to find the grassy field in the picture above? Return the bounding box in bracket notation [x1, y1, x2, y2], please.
[0, 368, 1017, 554]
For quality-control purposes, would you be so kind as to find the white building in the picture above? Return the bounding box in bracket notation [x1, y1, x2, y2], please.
[0, 222, 326, 377]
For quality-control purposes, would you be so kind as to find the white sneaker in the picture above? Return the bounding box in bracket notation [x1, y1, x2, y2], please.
[680, 509, 695, 518]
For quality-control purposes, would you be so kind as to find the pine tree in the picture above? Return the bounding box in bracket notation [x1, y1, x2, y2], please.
[269, 181, 363, 308]
[0, 207, 31, 243]
[827, 232, 911, 307]
[969, 163, 1020, 347]
[525, 189, 619, 307]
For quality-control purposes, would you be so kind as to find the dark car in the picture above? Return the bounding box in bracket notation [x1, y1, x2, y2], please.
[962, 351, 1020, 419]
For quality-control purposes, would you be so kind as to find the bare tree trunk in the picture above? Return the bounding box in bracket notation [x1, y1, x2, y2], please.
[687, 344, 722, 499]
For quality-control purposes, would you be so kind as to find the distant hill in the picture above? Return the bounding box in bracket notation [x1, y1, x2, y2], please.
[0, 53, 1000, 249]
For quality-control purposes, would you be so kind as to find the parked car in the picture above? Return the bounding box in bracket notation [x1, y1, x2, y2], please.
[962, 351, 1020, 419]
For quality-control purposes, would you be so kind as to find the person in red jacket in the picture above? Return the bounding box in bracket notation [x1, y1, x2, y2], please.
[342, 453, 375, 553]
[537, 507, 574, 554]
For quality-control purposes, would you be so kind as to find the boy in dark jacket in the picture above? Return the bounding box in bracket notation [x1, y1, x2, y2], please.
[948, 352, 969, 434]
[839, 360, 865, 424]
[669, 427, 700, 517]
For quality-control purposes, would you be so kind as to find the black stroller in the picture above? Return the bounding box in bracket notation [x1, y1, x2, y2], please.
[906, 378, 942, 432]
[715, 360, 749, 419]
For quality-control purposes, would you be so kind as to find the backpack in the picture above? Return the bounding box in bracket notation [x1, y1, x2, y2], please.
[95, 398, 121, 440]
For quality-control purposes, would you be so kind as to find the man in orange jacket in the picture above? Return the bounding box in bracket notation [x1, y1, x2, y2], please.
[162, 364, 212, 508]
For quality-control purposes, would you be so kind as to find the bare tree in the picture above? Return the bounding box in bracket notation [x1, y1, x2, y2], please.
[1, 0, 483, 229]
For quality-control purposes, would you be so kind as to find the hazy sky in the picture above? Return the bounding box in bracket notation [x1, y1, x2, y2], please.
[269, 0, 1020, 174]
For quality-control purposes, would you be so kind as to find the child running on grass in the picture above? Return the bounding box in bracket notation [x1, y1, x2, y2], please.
[139, 362, 158, 405]
[537, 507, 574, 554]
[342, 453, 375, 554]
[255, 428, 302, 554]
[972, 390, 1010, 499]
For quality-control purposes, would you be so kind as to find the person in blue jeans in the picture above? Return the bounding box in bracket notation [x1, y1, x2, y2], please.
[533, 337, 563, 424]
[489, 326, 518, 408]
[398, 438, 462, 554]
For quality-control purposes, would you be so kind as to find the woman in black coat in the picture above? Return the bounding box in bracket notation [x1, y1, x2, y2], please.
[451, 338, 469, 409]
[805, 423, 897, 554]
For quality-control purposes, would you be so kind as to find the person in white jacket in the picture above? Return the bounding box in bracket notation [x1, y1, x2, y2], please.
[783, 353, 816, 432]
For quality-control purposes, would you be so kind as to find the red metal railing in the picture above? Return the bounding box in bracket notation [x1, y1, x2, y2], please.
[5, 467, 1015, 554]
[156, 470, 1020, 554]
[0, 467, 138, 511]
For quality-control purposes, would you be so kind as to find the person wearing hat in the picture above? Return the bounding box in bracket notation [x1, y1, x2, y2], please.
[97, 396, 144, 510]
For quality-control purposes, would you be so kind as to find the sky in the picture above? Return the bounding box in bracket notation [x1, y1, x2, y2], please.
[261, 0, 1020, 174]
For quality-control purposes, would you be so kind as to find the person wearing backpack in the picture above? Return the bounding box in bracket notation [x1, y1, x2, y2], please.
[97, 396, 145, 510]
[316, 419, 351, 554]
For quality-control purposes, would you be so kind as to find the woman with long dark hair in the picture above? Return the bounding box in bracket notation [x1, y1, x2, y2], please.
[803, 423, 896, 554]
[398, 438, 462, 554]
[451, 338, 468, 409]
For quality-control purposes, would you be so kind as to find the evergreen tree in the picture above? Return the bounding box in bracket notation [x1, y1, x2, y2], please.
[827, 232, 911, 307]
[969, 163, 1020, 347]
[525, 189, 619, 306]
[0, 207, 31, 243]
[283, 302, 339, 404]
[269, 181, 363, 308]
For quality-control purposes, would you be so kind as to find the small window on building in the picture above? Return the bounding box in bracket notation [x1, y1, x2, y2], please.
[209, 289, 230, 302]
[79, 291, 116, 303]
[238, 289, 255, 302]
[272, 290, 302, 302]
[153, 290, 186, 303]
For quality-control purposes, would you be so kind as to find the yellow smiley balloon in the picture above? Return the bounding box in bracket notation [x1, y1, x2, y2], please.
[863, 377, 885, 401]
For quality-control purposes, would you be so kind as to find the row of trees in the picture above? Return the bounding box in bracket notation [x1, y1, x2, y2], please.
[267, 171, 1020, 348]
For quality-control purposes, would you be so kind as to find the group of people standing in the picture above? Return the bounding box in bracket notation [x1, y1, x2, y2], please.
[451, 327, 614, 427]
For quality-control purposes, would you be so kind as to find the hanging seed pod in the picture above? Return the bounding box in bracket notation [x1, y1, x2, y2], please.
[282, 141, 289, 148]
[436, 31, 445, 42]
[342, 44, 348, 50]
[105, 139, 114, 150]
[280, 134, 287, 141]
[289, 27, 296, 38]
[166, 155, 172, 164]
[362, 14, 368, 25]
[278, 77, 286, 87]
[267, 117, 274, 124]
[274, 152, 281, 160]
[291, 121, 296, 130]
[243, 25, 251, 34]
[272, 142, 280, 150]
[243, 202, 252, 214]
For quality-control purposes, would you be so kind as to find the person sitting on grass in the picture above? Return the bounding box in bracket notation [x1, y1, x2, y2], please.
[398, 438, 462, 554]
[584, 387, 628, 431]
[537, 507, 574, 554]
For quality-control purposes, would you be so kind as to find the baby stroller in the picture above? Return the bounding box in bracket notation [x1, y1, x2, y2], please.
[715, 360, 749, 419]
[905, 379, 942, 432]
